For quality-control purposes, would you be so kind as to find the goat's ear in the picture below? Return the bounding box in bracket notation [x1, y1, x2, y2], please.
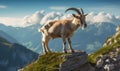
[85, 14, 88, 16]
[72, 14, 76, 17]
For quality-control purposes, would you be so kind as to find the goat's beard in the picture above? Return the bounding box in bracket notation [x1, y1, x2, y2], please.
[38, 29, 41, 32]
[81, 24, 87, 30]
[82, 26, 85, 30]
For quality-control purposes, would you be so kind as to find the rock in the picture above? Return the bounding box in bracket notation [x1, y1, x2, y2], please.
[114, 31, 120, 38]
[59, 52, 95, 71]
[18, 68, 23, 71]
[95, 47, 120, 71]
[116, 26, 120, 32]
[104, 64, 115, 71]
[96, 58, 104, 68]
[116, 48, 120, 52]
[103, 43, 107, 47]
[117, 54, 120, 60]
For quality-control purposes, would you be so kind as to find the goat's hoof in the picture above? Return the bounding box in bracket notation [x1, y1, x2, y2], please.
[63, 51, 67, 53]
[49, 51, 52, 53]
[47, 50, 51, 53]
[69, 50, 75, 53]
[44, 52, 48, 54]
[43, 51, 48, 54]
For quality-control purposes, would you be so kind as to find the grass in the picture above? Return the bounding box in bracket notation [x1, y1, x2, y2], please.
[23, 52, 65, 71]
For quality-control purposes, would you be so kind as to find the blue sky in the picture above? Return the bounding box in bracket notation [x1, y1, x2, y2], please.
[0, 0, 120, 18]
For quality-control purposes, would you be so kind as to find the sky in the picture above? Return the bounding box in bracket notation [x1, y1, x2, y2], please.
[0, 0, 120, 27]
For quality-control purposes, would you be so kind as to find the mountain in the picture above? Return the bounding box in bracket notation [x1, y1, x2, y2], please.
[0, 36, 38, 71]
[0, 22, 116, 53]
[0, 30, 18, 43]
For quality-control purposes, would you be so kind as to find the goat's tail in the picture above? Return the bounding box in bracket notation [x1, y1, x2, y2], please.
[38, 25, 49, 36]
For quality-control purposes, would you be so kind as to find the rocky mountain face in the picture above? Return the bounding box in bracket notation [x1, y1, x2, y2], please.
[95, 47, 120, 71]
[0, 36, 38, 71]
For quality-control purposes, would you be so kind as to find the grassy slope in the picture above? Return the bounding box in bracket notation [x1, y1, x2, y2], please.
[23, 53, 64, 71]
[88, 33, 120, 63]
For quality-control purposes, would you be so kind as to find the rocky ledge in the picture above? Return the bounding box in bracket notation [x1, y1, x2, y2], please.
[19, 51, 95, 71]
[59, 51, 95, 71]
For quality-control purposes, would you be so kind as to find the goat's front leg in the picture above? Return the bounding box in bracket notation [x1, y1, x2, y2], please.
[62, 38, 67, 53]
[45, 37, 51, 53]
[42, 35, 51, 54]
[67, 38, 74, 53]
[42, 41, 48, 54]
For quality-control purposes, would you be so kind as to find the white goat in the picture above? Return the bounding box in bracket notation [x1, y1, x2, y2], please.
[38, 8, 87, 54]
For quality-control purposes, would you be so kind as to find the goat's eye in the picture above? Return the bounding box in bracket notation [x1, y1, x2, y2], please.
[76, 16, 79, 19]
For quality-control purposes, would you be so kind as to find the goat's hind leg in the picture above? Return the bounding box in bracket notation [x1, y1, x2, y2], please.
[62, 38, 67, 53]
[67, 38, 74, 53]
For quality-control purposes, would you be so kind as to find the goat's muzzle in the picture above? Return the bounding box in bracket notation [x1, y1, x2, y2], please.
[82, 23, 87, 30]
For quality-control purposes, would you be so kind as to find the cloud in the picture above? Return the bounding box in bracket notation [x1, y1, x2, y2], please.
[50, 6, 67, 10]
[0, 17, 23, 27]
[40, 12, 63, 24]
[0, 10, 45, 27]
[23, 10, 45, 26]
[86, 12, 120, 25]
[0, 5, 7, 9]
[61, 14, 72, 19]
[0, 10, 120, 27]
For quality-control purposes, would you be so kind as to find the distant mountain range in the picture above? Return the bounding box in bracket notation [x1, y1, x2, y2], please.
[0, 22, 117, 53]
[0, 36, 38, 71]
[0, 30, 18, 43]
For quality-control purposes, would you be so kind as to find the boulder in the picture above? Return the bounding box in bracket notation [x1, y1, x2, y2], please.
[59, 51, 95, 71]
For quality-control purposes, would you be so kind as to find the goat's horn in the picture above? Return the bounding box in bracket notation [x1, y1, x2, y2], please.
[80, 8, 84, 14]
[65, 7, 81, 15]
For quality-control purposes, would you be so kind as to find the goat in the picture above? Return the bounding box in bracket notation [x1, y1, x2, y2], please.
[38, 7, 87, 54]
